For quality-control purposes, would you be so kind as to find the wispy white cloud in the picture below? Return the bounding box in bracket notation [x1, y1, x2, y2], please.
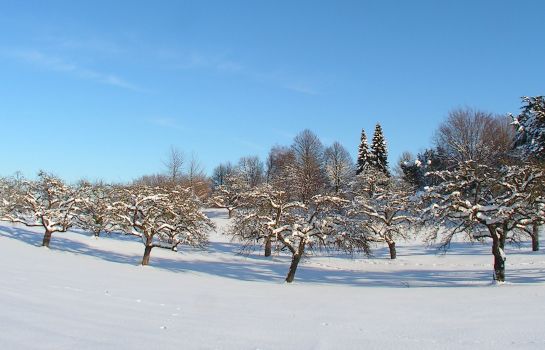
[2, 48, 144, 91]
[159, 49, 320, 95]
[147, 117, 187, 131]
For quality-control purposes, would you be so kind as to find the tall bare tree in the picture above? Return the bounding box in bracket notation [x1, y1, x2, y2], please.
[163, 146, 184, 183]
[291, 129, 326, 202]
[435, 108, 515, 166]
[324, 141, 354, 194]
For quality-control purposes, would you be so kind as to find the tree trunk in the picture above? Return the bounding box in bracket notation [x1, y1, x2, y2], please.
[228, 208, 234, 219]
[285, 254, 302, 283]
[42, 230, 53, 247]
[388, 241, 397, 259]
[531, 224, 539, 252]
[285, 241, 306, 283]
[264, 236, 272, 257]
[490, 227, 506, 282]
[141, 245, 153, 265]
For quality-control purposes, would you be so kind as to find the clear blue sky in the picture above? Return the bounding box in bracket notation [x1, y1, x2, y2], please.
[1, 0, 544, 183]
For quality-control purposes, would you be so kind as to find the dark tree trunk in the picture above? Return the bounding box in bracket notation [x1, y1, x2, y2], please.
[388, 241, 397, 260]
[490, 227, 506, 282]
[285, 254, 302, 283]
[142, 245, 153, 265]
[264, 236, 272, 257]
[228, 208, 234, 219]
[42, 230, 53, 247]
[285, 240, 306, 283]
[531, 224, 539, 252]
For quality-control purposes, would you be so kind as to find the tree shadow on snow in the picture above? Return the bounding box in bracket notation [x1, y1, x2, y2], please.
[1, 224, 544, 288]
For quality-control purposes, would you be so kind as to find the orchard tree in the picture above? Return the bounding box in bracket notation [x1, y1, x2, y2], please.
[351, 168, 416, 259]
[112, 185, 212, 265]
[0, 171, 84, 247]
[230, 184, 370, 282]
[209, 172, 249, 218]
[76, 181, 116, 237]
[422, 161, 544, 282]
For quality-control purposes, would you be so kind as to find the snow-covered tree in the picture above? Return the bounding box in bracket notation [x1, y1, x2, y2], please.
[351, 168, 416, 259]
[356, 129, 371, 175]
[324, 141, 354, 194]
[111, 185, 213, 265]
[76, 181, 116, 237]
[370, 123, 389, 176]
[422, 161, 544, 282]
[0, 171, 84, 247]
[230, 184, 370, 282]
[512, 96, 545, 161]
[209, 172, 249, 218]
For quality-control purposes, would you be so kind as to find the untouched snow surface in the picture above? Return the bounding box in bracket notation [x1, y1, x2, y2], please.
[1, 208, 544, 349]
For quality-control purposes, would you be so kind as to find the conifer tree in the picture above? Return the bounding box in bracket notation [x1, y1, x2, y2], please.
[371, 123, 389, 176]
[512, 96, 545, 161]
[356, 129, 371, 175]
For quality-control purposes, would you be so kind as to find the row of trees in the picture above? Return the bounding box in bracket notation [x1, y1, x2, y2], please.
[210, 97, 544, 282]
[0, 172, 213, 265]
[0, 96, 543, 283]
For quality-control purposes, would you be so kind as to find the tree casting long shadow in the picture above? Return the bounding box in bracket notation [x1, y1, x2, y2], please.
[1, 225, 544, 287]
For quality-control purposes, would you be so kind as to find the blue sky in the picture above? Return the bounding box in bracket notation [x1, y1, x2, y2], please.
[1, 0, 544, 183]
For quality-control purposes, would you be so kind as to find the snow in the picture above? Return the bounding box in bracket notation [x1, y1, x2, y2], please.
[1, 208, 545, 349]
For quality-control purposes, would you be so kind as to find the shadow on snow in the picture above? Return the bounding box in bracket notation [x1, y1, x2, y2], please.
[1, 224, 544, 288]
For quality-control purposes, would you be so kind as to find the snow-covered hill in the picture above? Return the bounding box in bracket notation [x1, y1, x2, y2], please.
[0, 209, 544, 349]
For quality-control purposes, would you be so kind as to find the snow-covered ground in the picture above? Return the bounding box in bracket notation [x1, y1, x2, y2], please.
[1, 209, 544, 349]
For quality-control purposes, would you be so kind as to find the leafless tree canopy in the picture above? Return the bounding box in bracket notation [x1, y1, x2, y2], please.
[435, 108, 515, 165]
[163, 146, 184, 183]
[291, 129, 326, 202]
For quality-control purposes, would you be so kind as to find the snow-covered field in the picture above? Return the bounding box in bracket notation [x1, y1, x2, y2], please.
[1, 209, 544, 349]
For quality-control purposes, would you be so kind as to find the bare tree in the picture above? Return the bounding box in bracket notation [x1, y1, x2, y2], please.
[351, 168, 416, 259]
[111, 184, 213, 265]
[163, 146, 184, 183]
[183, 152, 210, 199]
[76, 181, 116, 237]
[230, 184, 370, 282]
[435, 108, 515, 166]
[265, 146, 298, 198]
[1, 171, 85, 247]
[211, 162, 234, 188]
[324, 141, 354, 194]
[237, 155, 264, 188]
[209, 172, 249, 218]
[422, 161, 544, 282]
[291, 129, 326, 202]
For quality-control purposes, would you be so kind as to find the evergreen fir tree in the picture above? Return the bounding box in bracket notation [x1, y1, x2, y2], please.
[371, 123, 389, 176]
[356, 129, 371, 175]
[512, 96, 545, 161]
